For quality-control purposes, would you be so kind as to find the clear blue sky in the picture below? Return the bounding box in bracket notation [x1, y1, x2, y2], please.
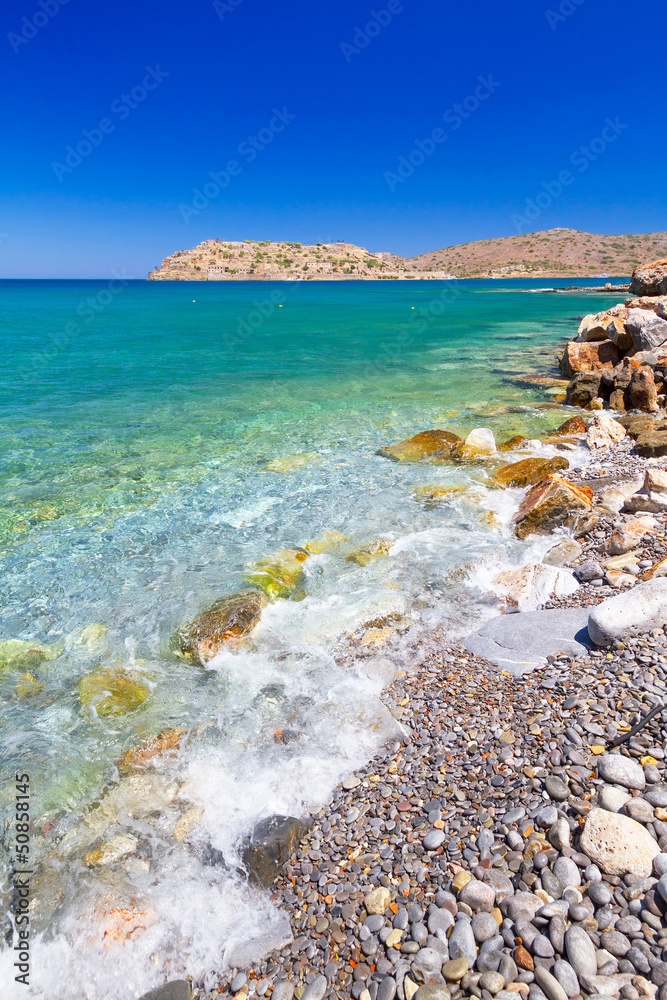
[2, 0, 665, 277]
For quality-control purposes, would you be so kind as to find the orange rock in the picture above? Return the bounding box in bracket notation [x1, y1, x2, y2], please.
[561, 340, 620, 379]
[95, 905, 155, 947]
[118, 728, 186, 773]
[512, 475, 593, 539]
[514, 944, 535, 971]
[554, 415, 586, 436]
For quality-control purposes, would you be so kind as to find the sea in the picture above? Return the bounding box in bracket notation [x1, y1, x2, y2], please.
[0, 277, 627, 998]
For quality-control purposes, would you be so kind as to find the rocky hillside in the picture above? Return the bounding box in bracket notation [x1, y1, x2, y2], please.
[148, 230, 667, 281]
[147, 239, 455, 281]
[409, 228, 667, 278]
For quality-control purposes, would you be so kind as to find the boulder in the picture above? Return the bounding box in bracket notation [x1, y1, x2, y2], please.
[378, 429, 462, 462]
[605, 516, 656, 555]
[586, 412, 627, 450]
[618, 413, 664, 438]
[463, 606, 592, 672]
[626, 294, 667, 320]
[542, 538, 583, 566]
[566, 371, 603, 408]
[635, 430, 667, 457]
[78, 670, 151, 718]
[624, 468, 667, 513]
[498, 434, 529, 452]
[629, 367, 659, 412]
[512, 475, 593, 539]
[346, 539, 393, 565]
[579, 807, 660, 877]
[576, 307, 630, 347]
[629, 259, 667, 297]
[491, 456, 569, 489]
[455, 428, 496, 460]
[587, 578, 667, 645]
[173, 591, 265, 665]
[243, 815, 310, 887]
[560, 340, 620, 379]
[493, 563, 578, 613]
[625, 308, 667, 352]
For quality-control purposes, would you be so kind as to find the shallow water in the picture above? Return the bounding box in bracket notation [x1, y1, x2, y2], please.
[0, 277, 625, 997]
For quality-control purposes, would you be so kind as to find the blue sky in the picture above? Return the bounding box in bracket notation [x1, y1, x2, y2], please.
[2, 0, 666, 277]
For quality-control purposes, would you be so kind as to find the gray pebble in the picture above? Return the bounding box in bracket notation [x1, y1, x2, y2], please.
[301, 976, 327, 1000]
[423, 830, 446, 851]
[597, 754, 646, 791]
[554, 857, 581, 888]
[448, 917, 477, 968]
[552, 960, 580, 998]
[231, 974, 247, 994]
[565, 924, 598, 978]
[472, 912, 500, 943]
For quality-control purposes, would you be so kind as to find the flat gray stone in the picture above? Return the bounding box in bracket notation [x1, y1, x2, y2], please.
[448, 917, 477, 968]
[565, 924, 597, 979]
[301, 975, 327, 1000]
[464, 607, 592, 673]
[139, 984, 192, 1000]
[597, 753, 646, 791]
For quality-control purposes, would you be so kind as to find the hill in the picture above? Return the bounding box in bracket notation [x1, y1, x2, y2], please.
[147, 229, 667, 281]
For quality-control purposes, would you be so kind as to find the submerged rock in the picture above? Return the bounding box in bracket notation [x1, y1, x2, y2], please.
[173, 591, 265, 664]
[118, 728, 187, 773]
[378, 429, 462, 463]
[243, 815, 310, 887]
[346, 539, 393, 565]
[65, 622, 110, 656]
[411, 484, 470, 504]
[512, 475, 593, 539]
[83, 833, 138, 868]
[78, 669, 151, 718]
[492, 456, 568, 489]
[245, 549, 310, 600]
[0, 639, 61, 674]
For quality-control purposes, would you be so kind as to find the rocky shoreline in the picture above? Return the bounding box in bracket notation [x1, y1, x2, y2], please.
[164, 260, 667, 1000]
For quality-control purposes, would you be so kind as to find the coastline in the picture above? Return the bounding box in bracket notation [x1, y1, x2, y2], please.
[195, 279, 667, 1000]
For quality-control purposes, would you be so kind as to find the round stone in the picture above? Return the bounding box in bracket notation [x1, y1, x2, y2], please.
[423, 829, 446, 851]
[478, 972, 505, 995]
[545, 776, 570, 801]
[554, 856, 581, 888]
[597, 754, 646, 791]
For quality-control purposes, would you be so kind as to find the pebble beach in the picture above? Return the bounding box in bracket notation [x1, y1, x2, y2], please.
[199, 293, 667, 1000]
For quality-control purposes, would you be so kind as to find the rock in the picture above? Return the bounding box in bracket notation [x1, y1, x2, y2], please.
[441, 958, 470, 982]
[587, 413, 627, 450]
[579, 808, 660, 877]
[243, 815, 310, 888]
[625, 469, 667, 514]
[118, 728, 186, 773]
[423, 829, 446, 851]
[245, 549, 310, 600]
[378, 429, 462, 463]
[534, 966, 570, 1000]
[635, 431, 667, 458]
[553, 856, 581, 888]
[271, 983, 295, 1000]
[561, 340, 621, 379]
[173, 591, 265, 665]
[456, 428, 496, 460]
[0, 638, 61, 673]
[597, 754, 646, 791]
[549, 818, 571, 850]
[630, 259, 667, 297]
[498, 435, 530, 452]
[639, 554, 667, 581]
[83, 833, 138, 867]
[459, 879, 495, 912]
[587, 579, 667, 645]
[575, 560, 604, 582]
[618, 413, 665, 438]
[543, 538, 583, 567]
[448, 918, 478, 968]
[565, 924, 598, 979]
[78, 670, 151, 718]
[599, 785, 632, 813]
[505, 892, 543, 922]
[597, 477, 644, 513]
[493, 457, 570, 490]
[555, 415, 588, 436]
[576, 307, 630, 346]
[493, 563, 579, 614]
[464, 606, 591, 672]
[605, 516, 656, 555]
[365, 886, 392, 915]
[552, 960, 581, 998]
[512, 475, 593, 539]
[479, 972, 506, 995]
[629, 368, 659, 412]
[412, 947, 446, 983]
[414, 987, 451, 1000]
[645, 785, 667, 807]
[626, 309, 667, 352]
[346, 540, 394, 566]
[472, 912, 500, 943]
[580, 974, 635, 997]
[566, 371, 603, 408]
[301, 975, 327, 1000]
[138, 983, 192, 1000]
[545, 776, 570, 801]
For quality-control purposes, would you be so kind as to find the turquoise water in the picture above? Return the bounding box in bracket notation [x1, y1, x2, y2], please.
[0, 278, 626, 998]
